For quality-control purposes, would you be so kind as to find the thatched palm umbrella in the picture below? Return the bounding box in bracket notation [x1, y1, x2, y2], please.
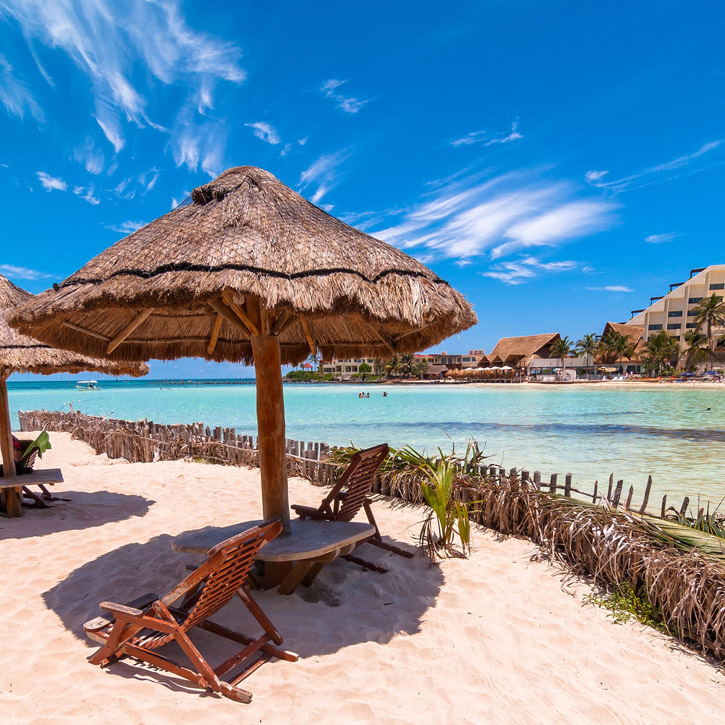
[0, 275, 148, 515]
[10, 166, 477, 530]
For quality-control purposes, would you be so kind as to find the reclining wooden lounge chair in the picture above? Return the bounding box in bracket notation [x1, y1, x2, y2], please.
[16, 432, 61, 507]
[83, 519, 297, 704]
[291, 443, 413, 570]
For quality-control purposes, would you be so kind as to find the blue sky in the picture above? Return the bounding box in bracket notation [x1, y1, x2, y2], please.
[1, 1, 724, 379]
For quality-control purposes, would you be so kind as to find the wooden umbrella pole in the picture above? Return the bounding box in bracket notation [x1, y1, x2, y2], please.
[0, 370, 22, 517]
[250, 334, 290, 533]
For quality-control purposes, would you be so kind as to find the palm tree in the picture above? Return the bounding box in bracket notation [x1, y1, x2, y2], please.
[550, 336, 573, 373]
[693, 294, 725, 361]
[384, 355, 400, 379]
[394, 353, 415, 378]
[372, 358, 386, 376]
[575, 333, 599, 375]
[683, 330, 708, 371]
[599, 330, 635, 374]
[306, 352, 320, 371]
[644, 330, 680, 375]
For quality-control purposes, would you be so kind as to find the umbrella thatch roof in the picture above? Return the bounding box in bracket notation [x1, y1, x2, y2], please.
[0, 275, 148, 377]
[9, 166, 476, 365]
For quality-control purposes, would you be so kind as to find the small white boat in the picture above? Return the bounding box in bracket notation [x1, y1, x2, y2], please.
[76, 380, 100, 391]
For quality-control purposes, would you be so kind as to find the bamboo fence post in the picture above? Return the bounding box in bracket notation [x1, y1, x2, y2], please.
[564, 473, 572, 498]
[679, 497, 689, 516]
[612, 480, 624, 508]
[639, 476, 653, 515]
[549, 473, 557, 494]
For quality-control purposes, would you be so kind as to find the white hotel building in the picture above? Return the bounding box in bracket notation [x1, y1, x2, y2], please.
[626, 264, 725, 347]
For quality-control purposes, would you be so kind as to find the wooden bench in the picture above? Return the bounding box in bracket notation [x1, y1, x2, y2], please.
[173, 518, 376, 595]
[0, 468, 64, 517]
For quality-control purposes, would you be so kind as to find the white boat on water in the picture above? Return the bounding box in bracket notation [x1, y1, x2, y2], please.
[75, 380, 100, 391]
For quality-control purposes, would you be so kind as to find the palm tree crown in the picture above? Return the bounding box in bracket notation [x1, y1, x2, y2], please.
[693, 294, 725, 355]
[550, 336, 573, 368]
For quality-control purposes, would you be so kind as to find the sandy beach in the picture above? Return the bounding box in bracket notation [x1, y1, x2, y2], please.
[1, 432, 722, 723]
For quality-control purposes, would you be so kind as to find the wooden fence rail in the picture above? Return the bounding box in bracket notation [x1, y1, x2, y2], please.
[18, 410, 700, 520]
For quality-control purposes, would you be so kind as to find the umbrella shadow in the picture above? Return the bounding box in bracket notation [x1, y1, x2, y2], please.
[44, 528, 443, 692]
[0, 490, 154, 540]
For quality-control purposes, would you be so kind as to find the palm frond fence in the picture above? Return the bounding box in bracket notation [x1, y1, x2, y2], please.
[18, 409, 725, 662]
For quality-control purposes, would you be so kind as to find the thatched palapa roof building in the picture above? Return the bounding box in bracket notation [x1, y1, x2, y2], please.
[10, 166, 476, 530]
[488, 333, 562, 369]
[598, 322, 646, 363]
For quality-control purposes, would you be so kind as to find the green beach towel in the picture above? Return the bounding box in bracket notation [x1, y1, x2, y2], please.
[21, 430, 52, 462]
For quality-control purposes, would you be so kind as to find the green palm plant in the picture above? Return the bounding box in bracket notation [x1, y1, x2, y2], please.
[599, 330, 635, 374]
[395, 353, 415, 378]
[550, 335, 573, 372]
[644, 330, 679, 375]
[416, 455, 474, 559]
[682, 329, 708, 371]
[575, 333, 599, 367]
[693, 294, 725, 361]
[384, 355, 400, 378]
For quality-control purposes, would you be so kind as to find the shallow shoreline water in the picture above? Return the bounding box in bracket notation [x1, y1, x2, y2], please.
[7, 380, 725, 505]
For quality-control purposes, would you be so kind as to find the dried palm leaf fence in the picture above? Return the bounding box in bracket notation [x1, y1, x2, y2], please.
[18, 409, 725, 662]
[17, 410, 333, 483]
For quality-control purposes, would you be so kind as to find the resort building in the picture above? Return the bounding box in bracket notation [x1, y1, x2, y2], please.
[321, 357, 377, 378]
[485, 333, 562, 376]
[627, 264, 725, 348]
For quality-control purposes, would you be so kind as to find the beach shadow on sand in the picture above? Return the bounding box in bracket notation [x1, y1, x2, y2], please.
[0, 490, 154, 541]
[44, 527, 443, 693]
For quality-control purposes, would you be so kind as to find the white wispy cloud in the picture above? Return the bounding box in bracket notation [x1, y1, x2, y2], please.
[585, 170, 608, 183]
[0, 263, 51, 279]
[585, 140, 723, 193]
[0, 52, 44, 122]
[107, 220, 146, 234]
[320, 79, 368, 113]
[300, 149, 350, 203]
[73, 185, 100, 205]
[36, 171, 67, 191]
[1, 0, 244, 158]
[450, 121, 523, 148]
[73, 137, 104, 174]
[245, 121, 280, 145]
[373, 170, 617, 263]
[170, 112, 227, 177]
[586, 285, 634, 292]
[482, 256, 578, 285]
[645, 232, 678, 244]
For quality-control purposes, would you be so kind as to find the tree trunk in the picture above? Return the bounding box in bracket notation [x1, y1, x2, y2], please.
[250, 335, 290, 533]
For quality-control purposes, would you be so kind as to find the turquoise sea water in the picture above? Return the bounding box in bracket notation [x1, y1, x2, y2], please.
[7, 380, 725, 505]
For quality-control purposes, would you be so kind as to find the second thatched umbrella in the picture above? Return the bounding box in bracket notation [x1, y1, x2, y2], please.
[10, 166, 477, 530]
[0, 274, 148, 515]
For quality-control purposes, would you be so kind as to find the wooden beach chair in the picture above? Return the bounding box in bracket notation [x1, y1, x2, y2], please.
[291, 443, 413, 570]
[15, 432, 63, 507]
[83, 519, 298, 704]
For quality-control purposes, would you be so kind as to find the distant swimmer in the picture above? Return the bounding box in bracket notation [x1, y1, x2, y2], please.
[383, 391, 388, 397]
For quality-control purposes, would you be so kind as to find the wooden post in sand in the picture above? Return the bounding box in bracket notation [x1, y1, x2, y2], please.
[0, 371, 21, 517]
[250, 332, 290, 533]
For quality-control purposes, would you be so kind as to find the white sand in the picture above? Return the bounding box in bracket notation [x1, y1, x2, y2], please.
[1, 433, 722, 723]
